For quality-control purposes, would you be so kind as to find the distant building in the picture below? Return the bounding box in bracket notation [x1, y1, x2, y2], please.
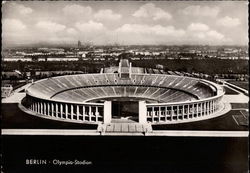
[78, 40, 82, 48]
[1, 84, 13, 98]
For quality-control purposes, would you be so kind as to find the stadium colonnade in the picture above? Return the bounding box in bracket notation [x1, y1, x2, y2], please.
[21, 68, 225, 125]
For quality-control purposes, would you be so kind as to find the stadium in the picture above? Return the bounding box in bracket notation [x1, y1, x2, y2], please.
[19, 59, 228, 131]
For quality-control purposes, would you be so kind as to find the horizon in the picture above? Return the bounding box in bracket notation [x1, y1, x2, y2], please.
[3, 43, 249, 49]
[2, 1, 248, 47]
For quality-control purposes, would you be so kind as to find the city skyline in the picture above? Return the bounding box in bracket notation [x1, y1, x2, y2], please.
[2, 1, 248, 46]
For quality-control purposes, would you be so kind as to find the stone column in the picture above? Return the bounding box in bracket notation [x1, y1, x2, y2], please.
[47, 102, 50, 116]
[182, 105, 185, 117]
[152, 107, 155, 123]
[158, 106, 161, 122]
[205, 102, 208, 115]
[37, 102, 40, 114]
[65, 104, 68, 119]
[71, 104, 74, 120]
[60, 104, 63, 118]
[44, 102, 47, 115]
[35, 102, 38, 113]
[210, 101, 213, 114]
[83, 106, 85, 121]
[139, 101, 147, 124]
[76, 105, 79, 120]
[212, 100, 215, 113]
[196, 103, 199, 117]
[55, 103, 58, 117]
[200, 103, 203, 116]
[30, 103, 33, 111]
[192, 104, 195, 118]
[41, 102, 43, 115]
[177, 105, 179, 120]
[51, 103, 54, 117]
[204, 102, 207, 115]
[165, 106, 168, 122]
[89, 106, 92, 122]
[209, 102, 211, 115]
[95, 106, 99, 122]
[171, 105, 174, 121]
[104, 101, 112, 124]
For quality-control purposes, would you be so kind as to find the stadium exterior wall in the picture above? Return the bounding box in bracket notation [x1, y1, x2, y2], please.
[21, 82, 225, 125]
[142, 94, 224, 124]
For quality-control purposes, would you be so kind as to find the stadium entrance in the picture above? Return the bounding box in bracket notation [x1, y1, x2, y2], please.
[112, 101, 139, 123]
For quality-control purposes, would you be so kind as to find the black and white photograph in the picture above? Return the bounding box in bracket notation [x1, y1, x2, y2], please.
[1, 1, 248, 173]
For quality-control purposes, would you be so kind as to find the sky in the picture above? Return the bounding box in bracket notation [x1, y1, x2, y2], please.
[2, 1, 249, 46]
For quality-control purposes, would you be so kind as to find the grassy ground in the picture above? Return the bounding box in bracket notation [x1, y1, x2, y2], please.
[231, 103, 249, 109]
[152, 109, 248, 131]
[227, 81, 249, 90]
[1, 103, 97, 129]
[224, 86, 239, 95]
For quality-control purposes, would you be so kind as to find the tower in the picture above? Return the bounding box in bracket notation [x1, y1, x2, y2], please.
[77, 40, 81, 48]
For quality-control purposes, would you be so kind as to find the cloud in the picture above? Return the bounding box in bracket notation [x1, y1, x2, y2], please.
[196, 33, 206, 39]
[187, 23, 210, 31]
[66, 28, 78, 35]
[36, 21, 66, 33]
[62, 4, 92, 17]
[116, 24, 146, 34]
[115, 24, 186, 45]
[94, 9, 121, 21]
[216, 16, 241, 27]
[186, 23, 225, 41]
[206, 30, 224, 40]
[116, 24, 185, 36]
[180, 5, 220, 17]
[189, 29, 225, 41]
[2, 19, 26, 32]
[133, 3, 172, 20]
[2, 18, 30, 45]
[9, 2, 33, 15]
[75, 20, 105, 32]
[151, 25, 185, 36]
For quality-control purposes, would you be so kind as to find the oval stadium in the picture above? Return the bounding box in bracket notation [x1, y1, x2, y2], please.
[20, 59, 228, 128]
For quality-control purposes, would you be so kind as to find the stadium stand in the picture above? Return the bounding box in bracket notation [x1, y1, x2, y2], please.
[27, 73, 215, 103]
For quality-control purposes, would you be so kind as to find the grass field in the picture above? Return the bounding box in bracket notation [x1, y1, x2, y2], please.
[224, 86, 239, 95]
[1, 103, 97, 129]
[227, 81, 249, 90]
[231, 103, 249, 109]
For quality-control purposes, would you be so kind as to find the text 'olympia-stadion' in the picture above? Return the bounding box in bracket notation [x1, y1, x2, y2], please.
[20, 59, 227, 126]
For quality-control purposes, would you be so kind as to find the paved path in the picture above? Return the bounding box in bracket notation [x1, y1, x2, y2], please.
[97, 123, 153, 134]
[223, 94, 249, 103]
[2, 129, 248, 137]
[2, 83, 31, 103]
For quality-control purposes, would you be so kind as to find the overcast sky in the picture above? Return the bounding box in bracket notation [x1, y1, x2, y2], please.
[2, 1, 248, 46]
